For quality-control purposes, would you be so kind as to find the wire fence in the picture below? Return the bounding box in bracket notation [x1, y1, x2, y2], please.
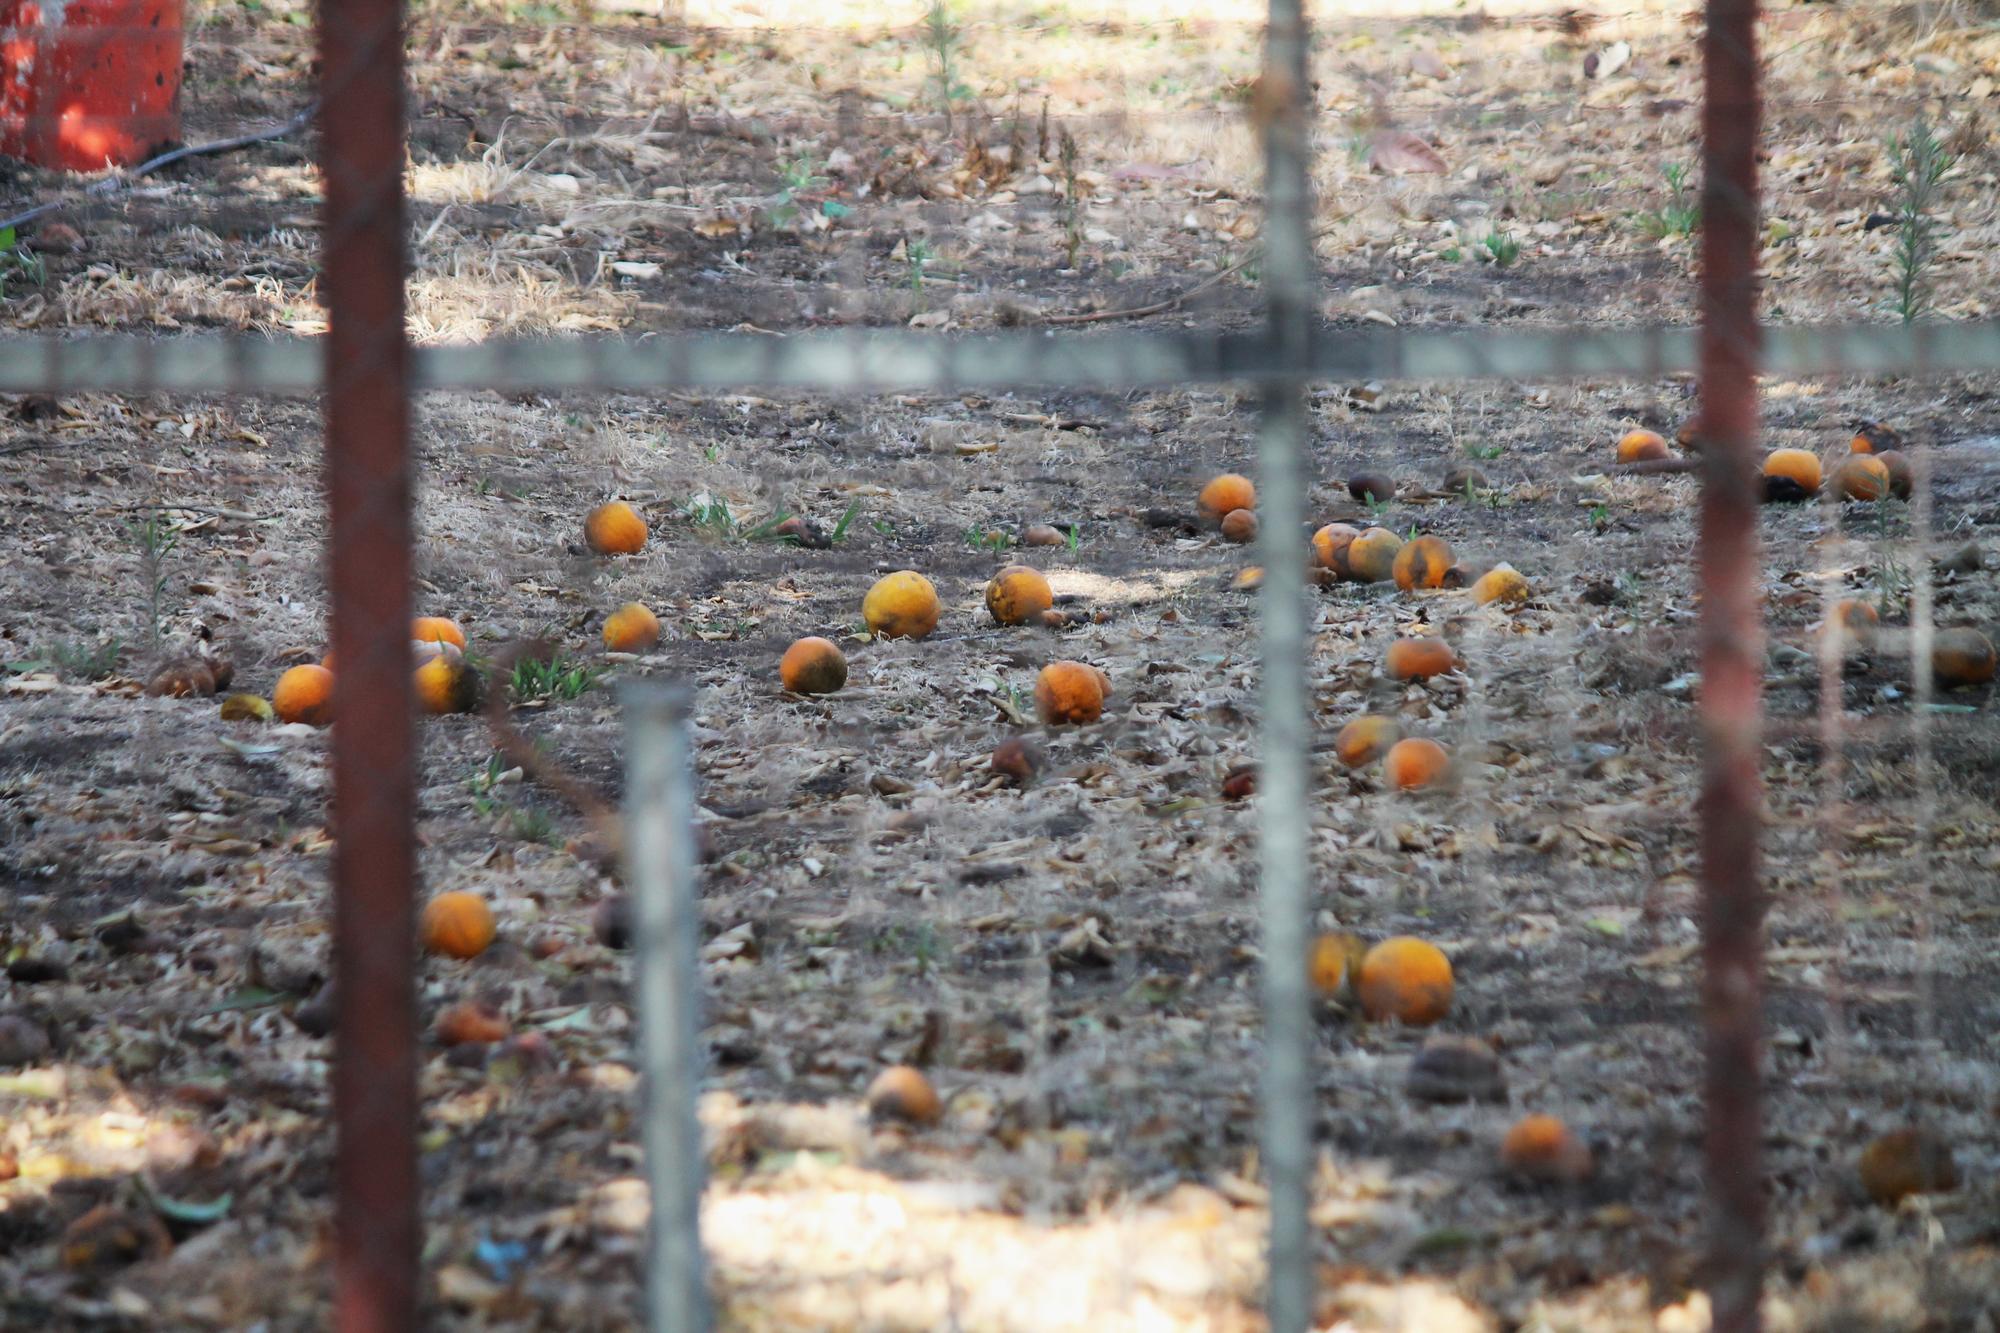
[4, 0, 1995, 1328]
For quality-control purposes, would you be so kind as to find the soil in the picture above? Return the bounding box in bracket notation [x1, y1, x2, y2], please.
[3, 1, 2000, 1329]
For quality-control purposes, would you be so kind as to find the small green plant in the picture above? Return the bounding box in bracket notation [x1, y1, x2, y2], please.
[905, 237, 933, 311]
[921, 0, 973, 129]
[1362, 493, 1393, 519]
[829, 498, 862, 544]
[0, 227, 46, 299]
[964, 525, 1012, 554]
[124, 514, 181, 651]
[683, 494, 739, 538]
[505, 806, 557, 845]
[1477, 230, 1521, 267]
[510, 653, 606, 703]
[1058, 127, 1084, 269]
[1463, 442, 1505, 460]
[766, 153, 826, 229]
[1636, 162, 1701, 239]
[1065, 524, 1081, 552]
[467, 753, 510, 817]
[6, 638, 124, 681]
[1885, 118, 1957, 324]
[1871, 497, 1913, 615]
[1587, 503, 1610, 532]
[1439, 244, 1463, 263]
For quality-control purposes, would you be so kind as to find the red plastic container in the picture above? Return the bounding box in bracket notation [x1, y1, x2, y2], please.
[1, 0, 183, 171]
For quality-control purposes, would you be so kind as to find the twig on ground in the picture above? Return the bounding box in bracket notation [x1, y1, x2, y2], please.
[1042, 223, 1342, 325]
[108, 503, 279, 523]
[0, 103, 318, 235]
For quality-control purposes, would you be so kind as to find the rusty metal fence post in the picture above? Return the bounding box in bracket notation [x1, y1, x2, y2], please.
[1696, 0, 1767, 1328]
[319, 0, 419, 1327]
[1254, 0, 1317, 1329]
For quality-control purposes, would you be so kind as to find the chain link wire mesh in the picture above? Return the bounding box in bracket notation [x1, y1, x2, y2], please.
[2, 0, 1997, 1329]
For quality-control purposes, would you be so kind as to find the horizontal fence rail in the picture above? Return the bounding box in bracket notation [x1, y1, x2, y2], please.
[7, 321, 2000, 395]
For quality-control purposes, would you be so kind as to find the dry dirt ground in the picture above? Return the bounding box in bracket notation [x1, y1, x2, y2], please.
[5, 0, 2000, 1328]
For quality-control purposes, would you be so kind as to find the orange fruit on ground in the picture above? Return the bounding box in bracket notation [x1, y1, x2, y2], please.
[1875, 450, 1914, 500]
[1357, 936, 1453, 1025]
[411, 617, 467, 650]
[1310, 523, 1360, 570]
[1763, 449, 1822, 495]
[435, 1001, 510, 1047]
[1849, 435, 1875, 454]
[1393, 535, 1454, 591]
[780, 636, 848, 694]
[1384, 737, 1450, 790]
[1471, 564, 1529, 605]
[863, 571, 941, 640]
[1334, 715, 1400, 767]
[1035, 660, 1107, 725]
[603, 602, 662, 653]
[1932, 628, 1997, 688]
[1832, 455, 1891, 502]
[414, 655, 479, 715]
[1309, 932, 1368, 997]
[273, 664, 335, 726]
[1220, 508, 1259, 543]
[866, 1065, 942, 1125]
[1828, 599, 1879, 640]
[1386, 636, 1456, 681]
[985, 565, 1054, 626]
[1198, 473, 1255, 521]
[1616, 429, 1669, 463]
[1338, 527, 1403, 583]
[584, 501, 648, 555]
[1501, 1114, 1595, 1183]
[421, 891, 496, 960]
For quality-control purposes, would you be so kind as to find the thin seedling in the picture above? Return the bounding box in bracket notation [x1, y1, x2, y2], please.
[1477, 230, 1522, 267]
[921, 0, 974, 131]
[1885, 117, 1956, 324]
[766, 153, 826, 230]
[125, 514, 181, 651]
[1636, 162, 1701, 239]
[510, 652, 606, 703]
[0, 227, 46, 299]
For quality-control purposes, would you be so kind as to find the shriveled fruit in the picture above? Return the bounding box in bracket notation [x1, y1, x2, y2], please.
[866, 1065, 942, 1125]
[59, 1204, 172, 1272]
[1023, 524, 1065, 547]
[1198, 473, 1255, 521]
[1832, 456, 1891, 502]
[1501, 1114, 1595, 1183]
[1386, 637, 1456, 681]
[1221, 764, 1257, 801]
[1471, 564, 1529, 605]
[1616, 429, 1669, 463]
[1859, 1127, 1959, 1206]
[1393, 535, 1454, 591]
[1310, 523, 1361, 570]
[1407, 1035, 1506, 1104]
[584, 500, 648, 555]
[415, 655, 480, 715]
[411, 616, 467, 650]
[863, 571, 941, 640]
[1338, 527, 1403, 583]
[1348, 473, 1395, 505]
[273, 664, 335, 726]
[1220, 508, 1259, 543]
[435, 1001, 510, 1047]
[1334, 715, 1400, 768]
[1308, 932, 1367, 997]
[219, 693, 274, 722]
[986, 565, 1054, 625]
[1850, 421, 1902, 454]
[603, 602, 662, 653]
[990, 736, 1041, 785]
[1384, 737, 1450, 790]
[1763, 448, 1822, 495]
[1357, 936, 1453, 1025]
[1932, 627, 1997, 688]
[146, 659, 218, 698]
[1441, 465, 1490, 494]
[1035, 660, 1107, 725]
[421, 891, 496, 960]
[1875, 449, 1914, 500]
[780, 636, 848, 694]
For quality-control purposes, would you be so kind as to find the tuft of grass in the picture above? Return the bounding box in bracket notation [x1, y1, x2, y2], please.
[0, 226, 46, 300]
[829, 498, 862, 545]
[905, 237, 933, 312]
[6, 638, 124, 681]
[1065, 524, 1081, 552]
[1885, 117, 1956, 324]
[1463, 442, 1505, 460]
[766, 153, 826, 230]
[965, 525, 1013, 554]
[1476, 230, 1522, 267]
[124, 514, 181, 651]
[1636, 162, 1701, 239]
[510, 653, 605, 703]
